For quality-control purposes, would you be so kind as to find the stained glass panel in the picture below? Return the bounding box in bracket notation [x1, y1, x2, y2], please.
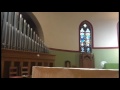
[86, 28, 90, 32]
[80, 32, 84, 36]
[80, 33, 85, 43]
[80, 28, 84, 32]
[83, 24, 87, 28]
[86, 47, 90, 53]
[86, 33, 90, 39]
[86, 40, 90, 46]
[80, 42, 84, 46]
[81, 47, 85, 52]
[80, 39, 85, 43]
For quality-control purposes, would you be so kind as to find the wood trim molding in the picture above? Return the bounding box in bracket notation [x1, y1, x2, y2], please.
[49, 47, 118, 52]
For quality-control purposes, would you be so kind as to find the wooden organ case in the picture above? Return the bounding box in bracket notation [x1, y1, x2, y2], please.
[79, 53, 94, 68]
[1, 12, 55, 78]
[1, 49, 55, 78]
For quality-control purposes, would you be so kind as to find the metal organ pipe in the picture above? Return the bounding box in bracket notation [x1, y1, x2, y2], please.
[2, 12, 8, 48]
[18, 14, 22, 50]
[1, 12, 49, 53]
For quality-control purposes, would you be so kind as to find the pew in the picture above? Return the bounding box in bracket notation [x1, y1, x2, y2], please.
[32, 66, 119, 78]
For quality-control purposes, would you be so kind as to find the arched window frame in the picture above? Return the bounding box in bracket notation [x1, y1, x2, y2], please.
[79, 20, 94, 53]
[117, 21, 119, 47]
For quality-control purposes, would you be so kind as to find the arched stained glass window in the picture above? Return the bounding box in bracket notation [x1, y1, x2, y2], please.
[79, 20, 93, 53]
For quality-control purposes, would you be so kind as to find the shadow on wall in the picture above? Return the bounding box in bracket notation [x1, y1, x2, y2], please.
[20, 12, 44, 41]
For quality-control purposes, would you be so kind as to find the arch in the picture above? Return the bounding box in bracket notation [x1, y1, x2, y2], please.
[19, 12, 44, 41]
[65, 60, 71, 67]
[79, 20, 94, 53]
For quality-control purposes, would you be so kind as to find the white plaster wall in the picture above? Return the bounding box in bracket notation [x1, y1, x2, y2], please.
[33, 12, 119, 50]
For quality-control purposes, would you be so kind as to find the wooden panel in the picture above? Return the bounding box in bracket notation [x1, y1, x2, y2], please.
[1, 60, 4, 78]
[23, 62, 28, 66]
[49, 63, 53, 67]
[38, 62, 42, 66]
[79, 53, 94, 68]
[28, 62, 31, 76]
[2, 49, 55, 60]
[4, 61, 11, 78]
[14, 62, 20, 75]
[44, 62, 48, 66]
[30, 62, 36, 75]
[35, 62, 38, 66]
